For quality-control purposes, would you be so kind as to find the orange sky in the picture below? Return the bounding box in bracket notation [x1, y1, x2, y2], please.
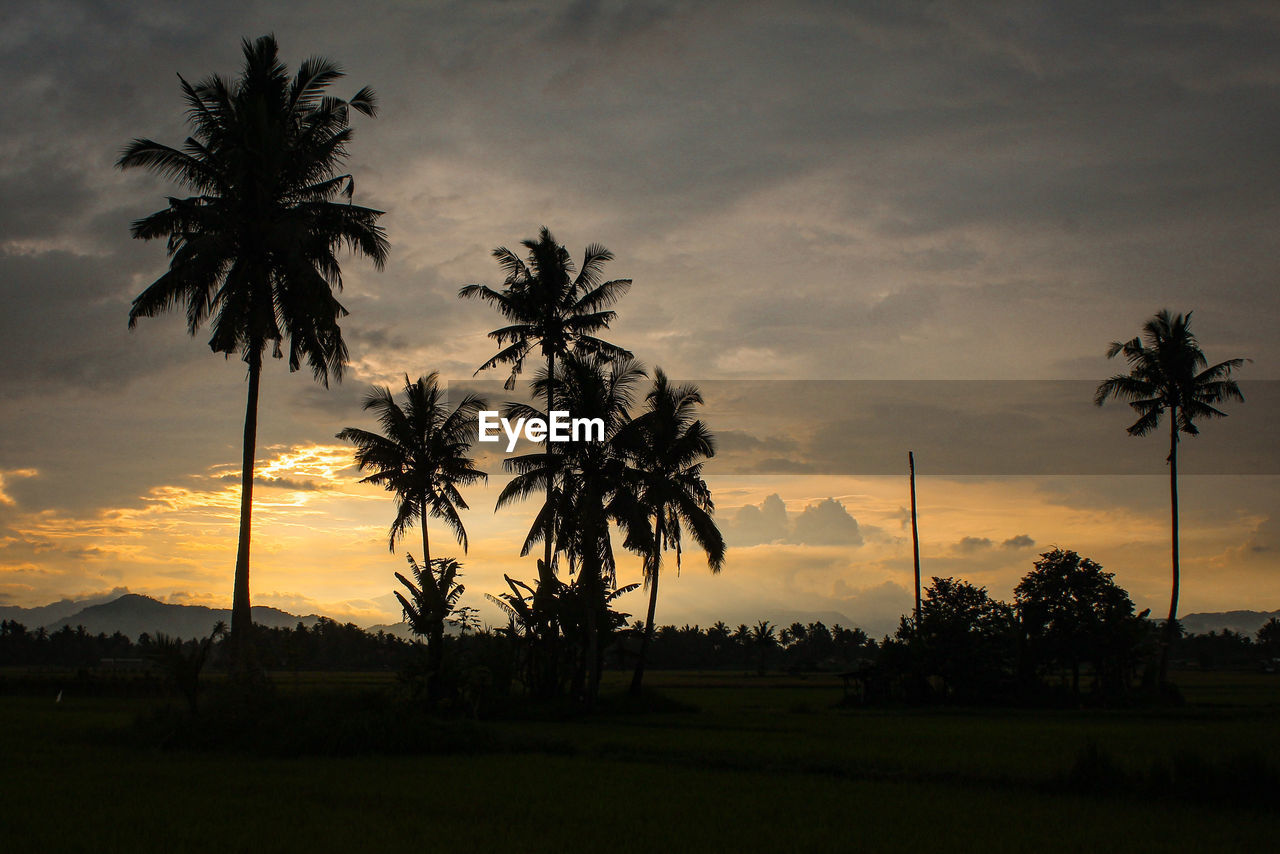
[2, 440, 1274, 635]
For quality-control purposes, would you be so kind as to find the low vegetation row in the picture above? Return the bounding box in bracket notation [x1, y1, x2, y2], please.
[4, 549, 1277, 712]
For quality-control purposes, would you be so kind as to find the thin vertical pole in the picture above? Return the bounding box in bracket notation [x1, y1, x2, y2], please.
[909, 451, 921, 625]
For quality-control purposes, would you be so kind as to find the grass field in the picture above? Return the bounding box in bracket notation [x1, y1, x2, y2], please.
[1, 670, 1276, 852]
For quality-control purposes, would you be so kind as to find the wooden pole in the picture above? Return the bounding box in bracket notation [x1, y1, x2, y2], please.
[909, 451, 921, 625]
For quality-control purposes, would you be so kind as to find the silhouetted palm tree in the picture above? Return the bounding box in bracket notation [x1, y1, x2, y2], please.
[625, 370, 725, 695]
[459, 228, 632, 585]
[338, 373, 487, 561]
[752, 620, 777, 675]
[119, 35, 388, 671]
[395, 554, 465, 691]
[1094, 309, 1245, 684]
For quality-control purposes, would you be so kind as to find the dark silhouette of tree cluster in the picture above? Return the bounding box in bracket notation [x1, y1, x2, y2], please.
[326, 228, 725, 707]
[0, 618, 421, 675]
[255, 618, 420, 671]
[1259, 618, 1280, 659]
[882, 577, 1017, 701]
[1015, 549, 1150, 695]
[457, 229, 725, 705]
[875, 549, 1157, 703]
[0, 622, 135, 668]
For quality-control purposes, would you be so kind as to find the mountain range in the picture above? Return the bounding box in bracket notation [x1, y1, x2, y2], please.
[1179, 609, 1280, 637]
[1, 593, 323, 640]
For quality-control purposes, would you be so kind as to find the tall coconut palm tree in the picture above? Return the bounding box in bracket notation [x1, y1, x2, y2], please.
[120, 35, 388, 670]
[1094, 309, 1245, 684]
[458, 228, 632, 586]
[625, 370, 725, 695]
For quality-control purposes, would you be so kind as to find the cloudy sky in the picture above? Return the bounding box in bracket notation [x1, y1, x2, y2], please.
[2, 0, 1277, 635]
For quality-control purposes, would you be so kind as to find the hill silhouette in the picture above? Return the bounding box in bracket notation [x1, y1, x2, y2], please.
[1180, 608, 1280, 637]
[45, 593, 323, 641]
[0, 587, 132, 627]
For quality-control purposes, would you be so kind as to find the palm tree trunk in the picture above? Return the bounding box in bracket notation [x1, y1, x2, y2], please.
[630, 515, 662, 696]
[542, 350, 558, 583]
[909, 451, 921, 625]
[229, 349, 261, 676]
[1159, 412, 1180, 684]
[420, 498, 445, 700]
[536, 350, 558, 698]
[420, 498, 432, 566]
[585, 572, 600, 707]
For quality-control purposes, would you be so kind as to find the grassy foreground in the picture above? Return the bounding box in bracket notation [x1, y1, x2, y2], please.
[1, 671, 1276, 852]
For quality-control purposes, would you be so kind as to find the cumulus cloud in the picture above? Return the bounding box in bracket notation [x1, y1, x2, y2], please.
[724, 494, 864, 547]
[792, 498, 864, 546]
[1002, 534, 1036, 549]
[954, 536, 994, 554]
[725, 494, 790, 547]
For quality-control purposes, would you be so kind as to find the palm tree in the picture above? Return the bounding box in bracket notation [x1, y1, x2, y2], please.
[458, 228, 632, 586]
[395, 554, 466, 691]
[338, 373, 486, 686]
[752, 620, 777, 675]
[338, 373, 487, 562]
[625, 370, 725, 695]
[119, 35, 388, 671]
[1094, 309, 1245, 684]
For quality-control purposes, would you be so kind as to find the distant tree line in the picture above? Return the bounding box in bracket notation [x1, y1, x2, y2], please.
[0, 618, 413, 671]
[4, 586, 1277, 696]
[867, 550, 1277, 704]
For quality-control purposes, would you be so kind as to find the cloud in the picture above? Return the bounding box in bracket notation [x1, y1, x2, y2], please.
[1002, 534, 1036, 549]
[215, 475, 334, 492]
[724, 493, 790, 547]
[792, 498, 864, 547]
[697, 381, 1279, 477]
[1221, 515, 1280, 561]
[723, 494, 864, 547]
[0, 469, 38, 506]
[954, 536, 994, 554]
